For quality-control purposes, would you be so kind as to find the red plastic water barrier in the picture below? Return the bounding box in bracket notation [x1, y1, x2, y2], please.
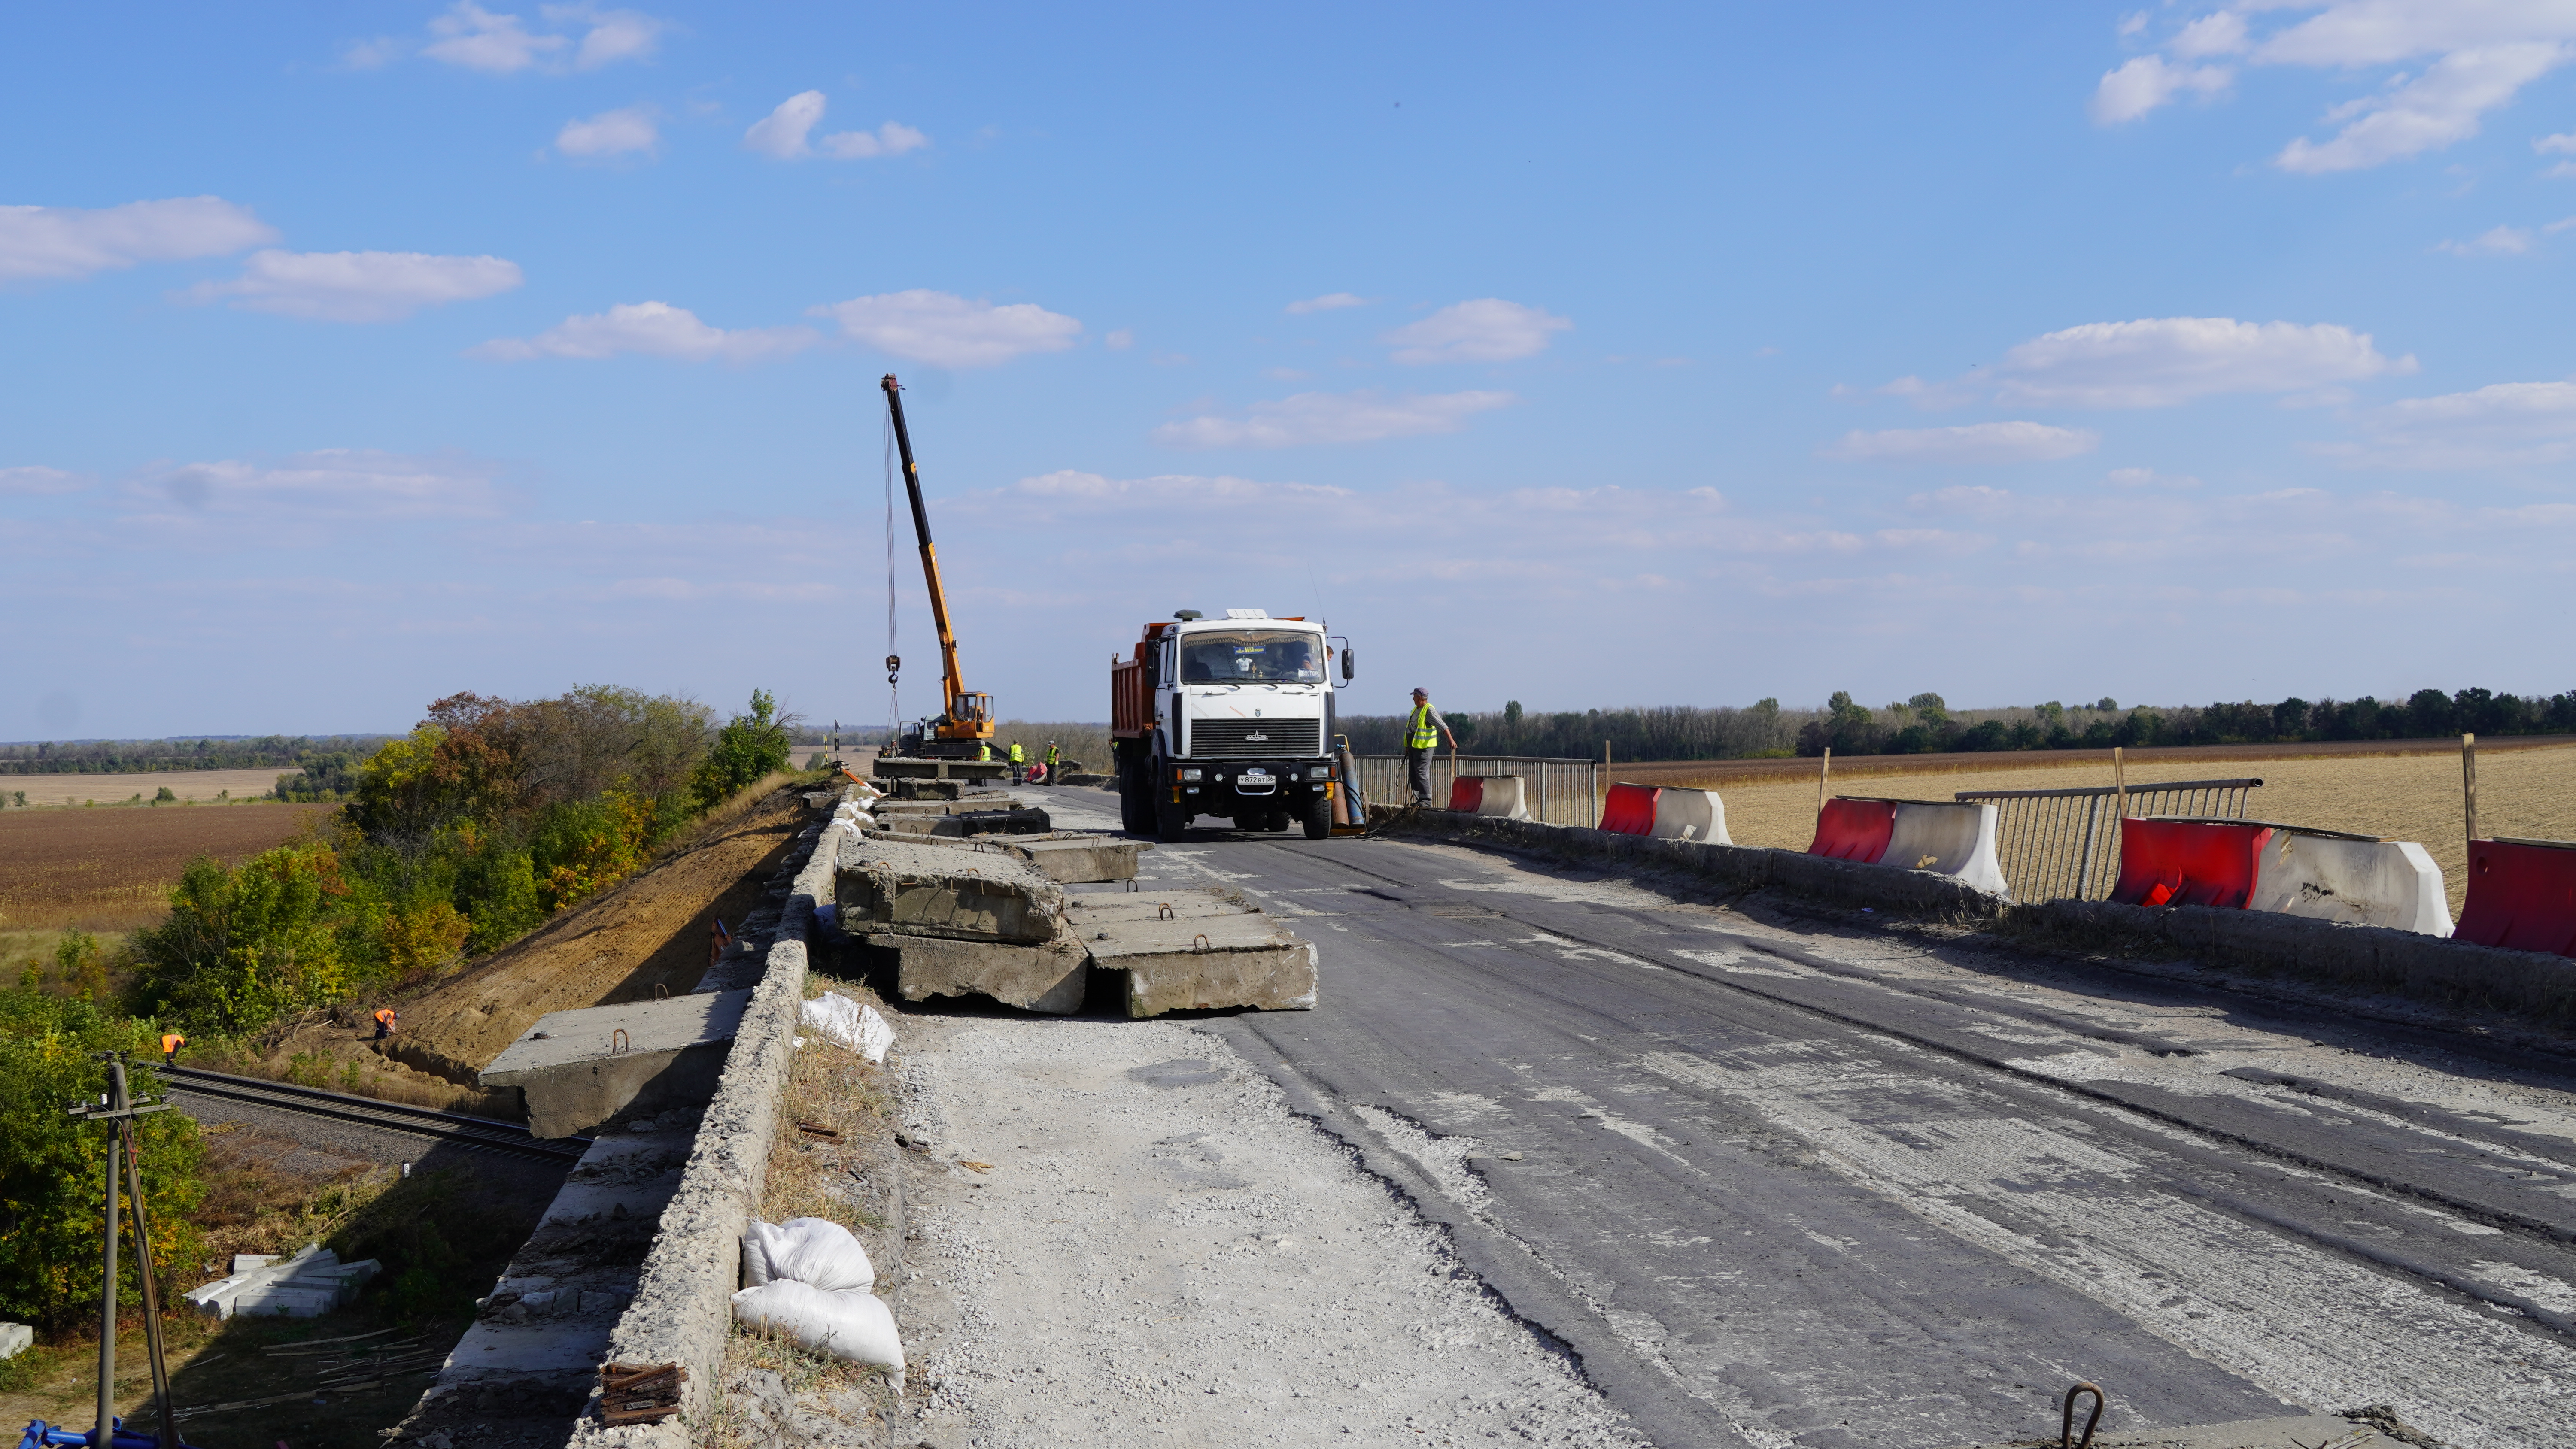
[1446, 777, 1485, 813]
[2454, 839, 2576, 956]
[2111, 818, 2275, 909]
[1601, 783, 1659, 836]
[1807, 798, 1896, 863]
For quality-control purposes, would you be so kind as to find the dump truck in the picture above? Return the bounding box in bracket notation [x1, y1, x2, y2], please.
[1112, 609, 1352, 841]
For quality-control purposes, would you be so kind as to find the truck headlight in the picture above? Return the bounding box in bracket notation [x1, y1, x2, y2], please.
[1180, 768, 1203, 782]
[1309, 766, 1332, 779]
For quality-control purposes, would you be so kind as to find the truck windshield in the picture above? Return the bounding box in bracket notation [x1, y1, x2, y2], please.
[1178, 630, 1323, 684]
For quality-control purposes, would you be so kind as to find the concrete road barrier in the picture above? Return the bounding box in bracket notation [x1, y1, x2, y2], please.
[1448, 775, 1532, 821]
[1649, 788, 1730, 845]
[1807, 797, 1896, 862]
[1601, 782, 1659, 836]
[2112, 818, 2275, 909]
[2249, 830, 2453, 936]
[2456, 837, 2576, 956]
[1880, 800, 2008, 897]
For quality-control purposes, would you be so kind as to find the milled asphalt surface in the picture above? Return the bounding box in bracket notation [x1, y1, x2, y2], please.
[1030, 785, 2576, 1449]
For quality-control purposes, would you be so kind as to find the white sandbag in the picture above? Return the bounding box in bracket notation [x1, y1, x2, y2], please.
[801, 992, 895, 1064]
[833, 801, 862, 820]
[741, 1216, 875, 1292]
[829, 819, 865, 843]
[730, 1281, 903, 1371]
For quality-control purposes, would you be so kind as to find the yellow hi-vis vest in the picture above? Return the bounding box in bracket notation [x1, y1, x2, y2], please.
[1009, 743, 1025, 763]
[1045, 745, 1060, 765]
[1407, 705, 1439, 750]
[977, 743, 992, 761]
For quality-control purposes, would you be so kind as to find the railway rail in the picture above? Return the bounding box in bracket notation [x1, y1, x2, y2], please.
[160, 1065, 590, 1163]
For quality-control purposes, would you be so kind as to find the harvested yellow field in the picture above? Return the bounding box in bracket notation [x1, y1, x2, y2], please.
[0, 767, 291, 806]
[1652, 743, 2576, 915]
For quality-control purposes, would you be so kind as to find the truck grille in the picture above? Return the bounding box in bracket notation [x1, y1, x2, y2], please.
[1188, 718, 1320, 758]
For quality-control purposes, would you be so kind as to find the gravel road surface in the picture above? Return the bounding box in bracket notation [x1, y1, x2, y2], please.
[1008, 786, 2576, 1449]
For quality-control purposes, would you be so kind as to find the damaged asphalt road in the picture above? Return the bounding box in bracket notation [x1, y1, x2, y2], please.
[1037, 789, 2576, 1449]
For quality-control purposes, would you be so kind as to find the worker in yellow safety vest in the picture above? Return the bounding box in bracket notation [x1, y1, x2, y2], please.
[1043, 741, 1061, 787]
[1405, 688, 1456, 805]
[1008, 741, 1025, 784]
[976, 741, 992, 762]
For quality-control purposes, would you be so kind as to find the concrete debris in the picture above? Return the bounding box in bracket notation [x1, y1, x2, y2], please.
[183, 1243, 380, 1320]
[480, 989, 754, 1140]
[880, 931, 1091, 1015]
[835, 834, 1066, 944]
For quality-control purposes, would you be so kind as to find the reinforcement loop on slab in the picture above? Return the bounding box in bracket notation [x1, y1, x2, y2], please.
[2060, 1381, 2103, 1449]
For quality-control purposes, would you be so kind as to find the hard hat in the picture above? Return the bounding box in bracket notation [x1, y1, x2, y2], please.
[1412, 686, 1428, 697]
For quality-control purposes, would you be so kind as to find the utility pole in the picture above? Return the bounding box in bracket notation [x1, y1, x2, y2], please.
[69, 1052, 179, 1449]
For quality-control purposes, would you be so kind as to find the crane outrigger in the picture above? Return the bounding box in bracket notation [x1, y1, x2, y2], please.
[881, 373, 994, 757]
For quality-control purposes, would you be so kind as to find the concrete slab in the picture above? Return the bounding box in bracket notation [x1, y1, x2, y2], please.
[996, 834, 1149, 882]
[875, 806, 1054, 838]
[870, 794, 1020, 816]
[871, 759, 1010, 783]
[878, 931, 1091, 1015]
[1078, 900, 1319, 1017]
[835, 835, 1065, 943]
[1929, 1413, 2391, 1449]
[480, 991, 752, 1138]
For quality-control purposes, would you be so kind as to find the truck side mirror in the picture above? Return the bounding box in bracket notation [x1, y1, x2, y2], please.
[1340, 647, 1355, 682]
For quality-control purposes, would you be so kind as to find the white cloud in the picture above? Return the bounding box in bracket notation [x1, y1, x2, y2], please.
[1991, 317, 2413, 408]
[820, 122, 930, 158]
[548, 4, 665, 69]
[0, 466, 88, 496]
[746, 91, 824, 157]
[1285, 292, 1369, 315]
[1104, 329, 1135, 350]
[423, 2, 565, 72]
[1822, 422, 2100, 464]
[556, 105, 659, 159]
[2536, 131, 2576, 153]
[746, 91, 927, 160]
[2104, 466, 2203, 488]
[135, 450, 507, 518]
[2111, 5, 2576, 170]
[0, 197, 276, 282]
[2336, 376, 2576, 467]
[1382, 298, 1571, 364]
[182, 250, 522, 323]
[2277, 41, 2567, 173]
[471, 300, 820, 362]
[2090, 54, 2233, 124]
[2437, 224, 2536, 255]
[811, 290, 1081, 368]
[1153, 390, 1516, 448]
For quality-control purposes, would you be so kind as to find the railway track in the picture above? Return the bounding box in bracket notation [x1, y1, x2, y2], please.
[161, 1065, 591, 1163]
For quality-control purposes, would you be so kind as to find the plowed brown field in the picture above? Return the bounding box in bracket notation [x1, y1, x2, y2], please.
[0, 802, 336, 933]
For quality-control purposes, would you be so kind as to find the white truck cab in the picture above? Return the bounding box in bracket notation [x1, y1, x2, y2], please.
[1112, 609, 1352, 840]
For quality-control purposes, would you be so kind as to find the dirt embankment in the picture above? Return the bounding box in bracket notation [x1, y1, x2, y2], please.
[259, 777, 814, 1096]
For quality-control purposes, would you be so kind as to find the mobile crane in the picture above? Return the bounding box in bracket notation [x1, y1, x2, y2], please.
[882, 373, 995, 758]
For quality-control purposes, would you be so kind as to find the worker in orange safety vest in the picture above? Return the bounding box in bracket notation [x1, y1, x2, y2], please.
[161, 1032, 185, 1064]
[373, 1007, 398, 1039]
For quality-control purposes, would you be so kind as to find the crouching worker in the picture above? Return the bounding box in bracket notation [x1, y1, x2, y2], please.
[161, 1032, 185, 1065]
[373, 1006, 398, 1040]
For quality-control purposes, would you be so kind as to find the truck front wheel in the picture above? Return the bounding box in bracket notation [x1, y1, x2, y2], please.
[1301, 791, 1334, 840]
[1157, 794, 1193, 843]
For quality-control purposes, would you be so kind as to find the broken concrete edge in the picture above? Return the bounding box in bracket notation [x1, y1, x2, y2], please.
[1368, 806, 2576, 1028]
[563, 793, 844, 1448]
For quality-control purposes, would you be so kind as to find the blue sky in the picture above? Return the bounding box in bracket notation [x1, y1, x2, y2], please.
[8, 2, 2576, 739]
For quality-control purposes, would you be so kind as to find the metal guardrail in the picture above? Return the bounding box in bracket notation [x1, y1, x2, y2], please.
[1955, 777, 2262, 902]
[1346, 753, 1603, 827]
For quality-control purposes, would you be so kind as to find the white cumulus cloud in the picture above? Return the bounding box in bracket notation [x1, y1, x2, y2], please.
[1153, 390, 1516, 448]
[820, 122, 930, 158]
[1822, 422, 2100, 464]
[2090, 55, 2232, 124]
[747, 91, 927, 160]
[1382, 299, 1571, 364]
[0, 197, 276, 282]
[2108, 4, 2576, 171]
[472, 300, 820, 362]
[1285, 292, 1369, 315]
[556, 105, 659, 159]
[414, 1, 661, 73]
[182, 250, 523, 323]
[2337, 376, 2576, 467]
[1991, 317, 2413, 408]
[812, 290, 1081, 368]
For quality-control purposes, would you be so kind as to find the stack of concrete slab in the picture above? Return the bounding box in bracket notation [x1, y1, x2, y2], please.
[1067, 891, 1319, 1016]
[185, 1244, 381, 1319]
[834, 829, 1314, 1018]
[868, 796, 1053, 837]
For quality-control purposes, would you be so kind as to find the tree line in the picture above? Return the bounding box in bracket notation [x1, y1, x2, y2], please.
[1333, 686, 2576, 761]
[0, 734, 391, 776]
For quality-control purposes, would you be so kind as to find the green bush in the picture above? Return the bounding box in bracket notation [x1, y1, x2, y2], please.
[692, 690, 793, 811]
[130, 846, 354, 1033]
[0, 993, 203, 1329]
